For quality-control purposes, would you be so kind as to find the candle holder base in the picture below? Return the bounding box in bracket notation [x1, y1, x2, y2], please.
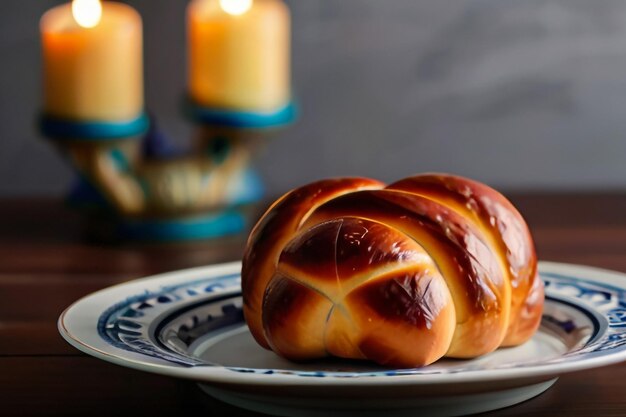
[67, 168, 264, 241]
[40, 105, 293, 242]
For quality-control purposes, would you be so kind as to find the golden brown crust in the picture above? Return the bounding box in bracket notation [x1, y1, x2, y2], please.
[268, 217, 456, 366]
[241, 178, 384, 348]
[346, 267, 456, 367]
[241, 173, 543, 367]
[304, 190, 509, 357]
[262, 273, 332, 359]
[387, 173, 539, 346]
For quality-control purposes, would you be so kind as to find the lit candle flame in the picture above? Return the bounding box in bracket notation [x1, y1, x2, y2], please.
[219, 0, 253, 16]
[72, 0, 102, 28]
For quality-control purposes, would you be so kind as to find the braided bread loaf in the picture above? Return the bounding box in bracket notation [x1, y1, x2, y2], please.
[241, 174, 543, 367]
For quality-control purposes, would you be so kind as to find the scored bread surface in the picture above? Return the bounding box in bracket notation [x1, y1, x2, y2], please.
[241, 173, 543, 367]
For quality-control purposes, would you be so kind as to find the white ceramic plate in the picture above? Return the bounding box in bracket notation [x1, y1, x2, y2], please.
[59, 262, 626, 417]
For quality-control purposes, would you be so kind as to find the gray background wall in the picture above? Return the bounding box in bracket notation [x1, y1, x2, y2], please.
[2, 0, 626, 196]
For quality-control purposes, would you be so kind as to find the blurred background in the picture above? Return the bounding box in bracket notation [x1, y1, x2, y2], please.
[2, 0, 626, 196]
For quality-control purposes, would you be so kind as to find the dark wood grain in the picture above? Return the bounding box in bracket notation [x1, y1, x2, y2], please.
[2, 195, 626, 417]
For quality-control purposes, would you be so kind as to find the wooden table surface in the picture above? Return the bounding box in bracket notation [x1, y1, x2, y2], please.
[2, 194, 626, 416]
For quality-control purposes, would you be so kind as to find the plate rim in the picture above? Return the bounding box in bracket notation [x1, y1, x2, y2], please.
[58, 261, 626, 387]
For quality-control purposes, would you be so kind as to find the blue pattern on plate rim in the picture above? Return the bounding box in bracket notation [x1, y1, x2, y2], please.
[97, 271, 626, 377]
[97, 273, 241, 366]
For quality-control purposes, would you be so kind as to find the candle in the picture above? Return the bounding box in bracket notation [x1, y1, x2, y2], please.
[41, 0, 143, 122]
[187, 0, 290, 112]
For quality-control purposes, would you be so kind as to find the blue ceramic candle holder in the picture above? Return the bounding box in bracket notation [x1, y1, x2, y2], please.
[40, 102, 295, 241]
